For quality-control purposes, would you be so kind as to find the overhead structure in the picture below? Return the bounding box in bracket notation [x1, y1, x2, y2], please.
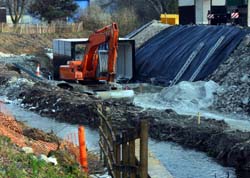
[178, 0, 248, 26]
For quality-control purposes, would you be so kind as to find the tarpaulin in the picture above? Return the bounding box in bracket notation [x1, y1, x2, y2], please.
[135, 25, 246, 85]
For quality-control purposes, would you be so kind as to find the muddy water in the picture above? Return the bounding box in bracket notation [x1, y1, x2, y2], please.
[149, 140, 236, 178]
[3, 100, 238, 178]
[133, 82, 250, 132]
[4, 100, 99, 151]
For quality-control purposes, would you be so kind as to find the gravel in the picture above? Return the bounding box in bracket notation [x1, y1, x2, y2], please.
[131, 20, 170, 49]
[209, 34, 250, 116]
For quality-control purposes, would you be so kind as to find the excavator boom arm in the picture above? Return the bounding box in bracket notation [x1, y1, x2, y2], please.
[81, 23, 119, 82]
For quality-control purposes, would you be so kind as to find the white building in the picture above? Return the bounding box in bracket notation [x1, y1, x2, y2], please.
[178, 0, 250, 26]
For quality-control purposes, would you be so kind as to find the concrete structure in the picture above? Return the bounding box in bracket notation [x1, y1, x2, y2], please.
[52, 38, 135, 81]
[178, 0, 249, 26]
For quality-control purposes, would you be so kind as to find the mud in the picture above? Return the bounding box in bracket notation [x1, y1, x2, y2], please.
[19, 82, 101, 126]
[23, 128, 59, 143]
[102, 100, 250, 171]
[1, 63, 250, 173]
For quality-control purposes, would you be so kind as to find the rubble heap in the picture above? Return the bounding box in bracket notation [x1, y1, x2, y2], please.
[209, 34, 250, 115]
[130, 20, 169, 49]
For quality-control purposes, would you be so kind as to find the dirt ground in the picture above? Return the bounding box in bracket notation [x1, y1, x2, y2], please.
[0, 32, 91, 54]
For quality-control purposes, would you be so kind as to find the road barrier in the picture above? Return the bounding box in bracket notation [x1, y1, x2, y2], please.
[98, 110, 149, 178]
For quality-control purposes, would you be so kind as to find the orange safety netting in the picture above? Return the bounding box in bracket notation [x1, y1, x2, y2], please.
[0, 101, 80, 160]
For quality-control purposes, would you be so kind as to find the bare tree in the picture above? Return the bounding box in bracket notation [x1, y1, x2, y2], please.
[145, 0, 178, 14]
[92, 0, 178, 23]
[6, 0, 27, 24]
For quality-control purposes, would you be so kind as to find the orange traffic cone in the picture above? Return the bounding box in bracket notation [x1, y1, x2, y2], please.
[36, 64, 41, 77]
[78, 126, 88, 173]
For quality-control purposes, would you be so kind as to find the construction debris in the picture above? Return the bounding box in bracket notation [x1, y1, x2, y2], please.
[127, 20, 170, 48]
[209, 35, 250, 116]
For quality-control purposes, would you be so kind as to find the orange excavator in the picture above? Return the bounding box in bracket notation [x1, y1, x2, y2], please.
[59, 23, 119, 83]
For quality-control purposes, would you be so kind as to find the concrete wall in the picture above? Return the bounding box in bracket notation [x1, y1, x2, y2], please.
[179, 0, 194, 6]
[196, 0, 211, 24]
[212, 0, 226, 6]
[195, 0, 203, 24]
[203, 0, 211, 24]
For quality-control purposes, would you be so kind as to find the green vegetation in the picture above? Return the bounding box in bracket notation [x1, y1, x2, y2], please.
[0, 136, 86, 178]
[79, 0, 178, 36]
[28, 0, 78, 23]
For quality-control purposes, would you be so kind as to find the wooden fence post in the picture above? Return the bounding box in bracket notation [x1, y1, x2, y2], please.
[140, 120, 148, 178]
[129, 138, 136, 178]
[98, 113, 149, 178]
[114, 135, 120, 178]
[103, 121, 108, 167]
[122, 132, 128, 178]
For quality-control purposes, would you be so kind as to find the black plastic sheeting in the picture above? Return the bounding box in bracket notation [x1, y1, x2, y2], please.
[135, 25, 246, 85]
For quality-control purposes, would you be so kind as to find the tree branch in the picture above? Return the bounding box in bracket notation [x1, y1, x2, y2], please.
[6, 0, 26, 24]
[146, 0, 163, 14]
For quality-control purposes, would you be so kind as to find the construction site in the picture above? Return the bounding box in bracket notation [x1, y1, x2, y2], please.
[0, 0, 250, 178]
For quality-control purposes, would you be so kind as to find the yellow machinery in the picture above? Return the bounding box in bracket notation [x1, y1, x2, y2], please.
[160, 14, 179, 25]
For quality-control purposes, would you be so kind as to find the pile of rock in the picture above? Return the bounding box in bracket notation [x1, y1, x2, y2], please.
[209, 34, 250, 116]
[130, 20, 170, 49]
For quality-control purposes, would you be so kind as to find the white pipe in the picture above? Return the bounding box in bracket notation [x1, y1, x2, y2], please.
[96, 90, 135, 100]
